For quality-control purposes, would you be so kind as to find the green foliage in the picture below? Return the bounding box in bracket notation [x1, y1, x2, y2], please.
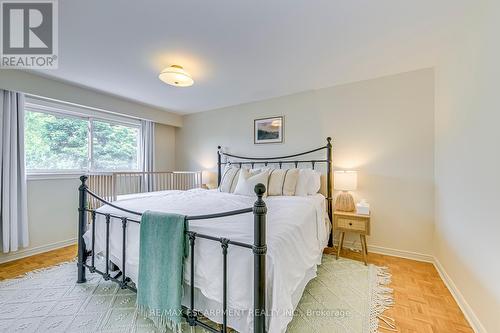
[25, 111, 139, 171]
[92, 120, 139, 170]
[25, 112, 88, 170]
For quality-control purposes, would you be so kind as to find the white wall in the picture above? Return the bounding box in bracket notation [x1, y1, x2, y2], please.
[176, 69, 435, 257]
[154, 123, 176, 171]
[0, 70, 182, 127]
[434, 1, 500, 331]
[0, 178, 81, 263]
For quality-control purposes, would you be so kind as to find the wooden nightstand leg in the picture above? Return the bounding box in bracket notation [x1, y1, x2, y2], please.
[362, 235, 368, 255]
[336, 232, 345, 259]
[360, 234, 367, 265]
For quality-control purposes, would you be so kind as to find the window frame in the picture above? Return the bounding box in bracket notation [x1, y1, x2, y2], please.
[25, 96, 142, 177]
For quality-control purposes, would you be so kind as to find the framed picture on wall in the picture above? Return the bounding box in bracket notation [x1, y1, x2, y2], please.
[254, 116, 284, 144]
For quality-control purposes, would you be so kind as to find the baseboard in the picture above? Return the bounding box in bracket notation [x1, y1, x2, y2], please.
[334, 239, 434, 263]
[0, 238, 76, 264]
[433, 257, 487, 333]
[369, 244, 434, 263]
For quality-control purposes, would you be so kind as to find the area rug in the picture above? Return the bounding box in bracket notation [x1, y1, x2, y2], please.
[0, 255, 393, 333]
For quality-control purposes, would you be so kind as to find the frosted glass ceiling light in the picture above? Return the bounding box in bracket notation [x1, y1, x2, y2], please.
[159, 65, 194, 87]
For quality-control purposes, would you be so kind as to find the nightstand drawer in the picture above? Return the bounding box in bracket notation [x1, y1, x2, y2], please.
[336, 217, 367, 232]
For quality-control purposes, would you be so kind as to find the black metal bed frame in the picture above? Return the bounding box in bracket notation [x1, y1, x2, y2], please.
[217, 137, 333, 245]
[76, 137, 332, 333]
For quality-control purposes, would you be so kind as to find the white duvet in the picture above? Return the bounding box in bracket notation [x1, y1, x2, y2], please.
[83, 189, 329, 333]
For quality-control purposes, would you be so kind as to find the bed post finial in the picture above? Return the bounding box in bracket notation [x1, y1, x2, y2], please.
[77, 175, 88, 283]
[217, 146, 222, 187]
[79, 175, 88, 186]
[326, 137, 333, 247]
[254, 183, 266, 198]
[253, 183, 267, 333]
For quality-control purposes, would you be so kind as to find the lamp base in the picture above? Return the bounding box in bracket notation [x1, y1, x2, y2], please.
[335, 191, 355, 212]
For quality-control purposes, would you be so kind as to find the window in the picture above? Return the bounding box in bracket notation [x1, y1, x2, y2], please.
[92, 120, 139, 170]
[25, 98, 141, 173]
[25, 111, 88, 171]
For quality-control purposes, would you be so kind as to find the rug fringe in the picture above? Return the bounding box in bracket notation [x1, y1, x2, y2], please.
[368, 265, 396, 333]
[378, 314, 397, 332]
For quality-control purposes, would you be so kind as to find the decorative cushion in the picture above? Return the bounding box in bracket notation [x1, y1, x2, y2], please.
[233, 169, 270, 197]
[230, 169, 241, 192]
[267, 168, 300, 196]
[308, 170, 321, 195]
[294, 169, 322, 195]
[295, 169, 311, 196]
[218, 165, 240, 193]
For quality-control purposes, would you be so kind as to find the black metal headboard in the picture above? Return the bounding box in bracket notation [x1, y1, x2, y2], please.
[217, 137, 333, 245]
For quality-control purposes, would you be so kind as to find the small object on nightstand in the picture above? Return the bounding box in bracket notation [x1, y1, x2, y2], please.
[334, 170, 357, 211]
[334, 210, 370, 265]
[356, 199, 370, 215]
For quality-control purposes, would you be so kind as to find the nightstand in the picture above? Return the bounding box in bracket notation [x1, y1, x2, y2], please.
[334, 211, 371, 265]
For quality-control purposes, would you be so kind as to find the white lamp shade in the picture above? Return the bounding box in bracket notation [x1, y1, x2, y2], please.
[202, 170, 216, 186]
[334, 170, 357, 191]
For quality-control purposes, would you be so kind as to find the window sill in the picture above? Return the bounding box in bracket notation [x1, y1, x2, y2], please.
[27, 173, 84, 181]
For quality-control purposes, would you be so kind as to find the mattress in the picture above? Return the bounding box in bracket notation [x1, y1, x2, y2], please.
[83, 189, 329, 333]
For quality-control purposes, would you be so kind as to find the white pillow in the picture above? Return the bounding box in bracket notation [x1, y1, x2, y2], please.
[234, 169, 270, 197]
[307, 170, 321, 195]
[295, 169, 311, 196]
[218, 165, 240, 193]
[266, 168, 300, 196]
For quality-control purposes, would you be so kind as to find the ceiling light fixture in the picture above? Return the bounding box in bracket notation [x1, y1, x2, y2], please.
[158, 65, 194, 87]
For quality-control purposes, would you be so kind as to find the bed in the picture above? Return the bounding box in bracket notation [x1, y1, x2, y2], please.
[76, 138, 333, 333]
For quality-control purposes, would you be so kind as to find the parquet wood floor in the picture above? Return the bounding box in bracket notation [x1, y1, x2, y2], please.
[324, 247, 474, 333]
[0, 245, 77, 280]
[0, 244, 473, 332]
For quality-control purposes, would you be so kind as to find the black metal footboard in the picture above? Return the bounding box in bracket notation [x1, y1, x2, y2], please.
[76, 175, 267, 333]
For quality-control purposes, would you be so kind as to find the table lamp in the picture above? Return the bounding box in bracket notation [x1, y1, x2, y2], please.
[202, 170, 217, 189]
[334, 170, 357, 212]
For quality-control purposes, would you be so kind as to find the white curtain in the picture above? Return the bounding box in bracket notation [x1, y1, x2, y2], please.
[0, 90, 28, 253]
[140, 120, 155, 192]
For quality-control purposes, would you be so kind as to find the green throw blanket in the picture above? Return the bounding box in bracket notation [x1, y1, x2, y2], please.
[137, 210, 188, 333]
